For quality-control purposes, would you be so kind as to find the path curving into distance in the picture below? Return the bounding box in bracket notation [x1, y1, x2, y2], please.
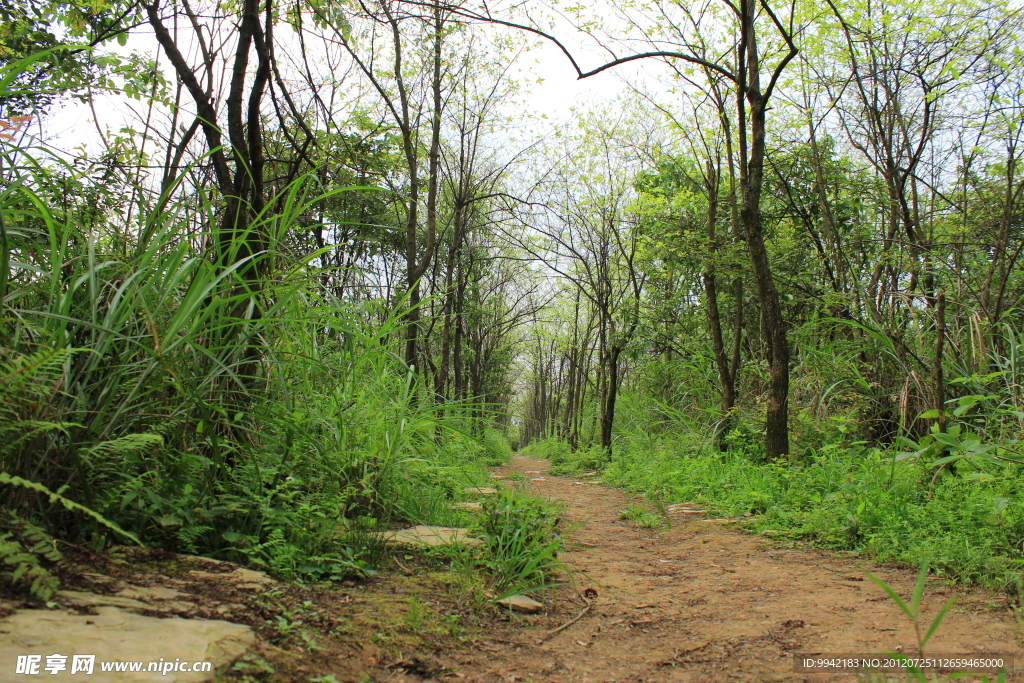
[447, 454, 1023, 683]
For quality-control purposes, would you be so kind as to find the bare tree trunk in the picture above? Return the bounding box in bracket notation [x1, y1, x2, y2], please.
[703, 159, 736, 443]
[739, 0, 791, 460]
[600, 344, 623, 451]
[935, 290, 946, 433]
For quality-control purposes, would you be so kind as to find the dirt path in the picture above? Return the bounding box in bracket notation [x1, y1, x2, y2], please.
[449, 454, 1023, 683]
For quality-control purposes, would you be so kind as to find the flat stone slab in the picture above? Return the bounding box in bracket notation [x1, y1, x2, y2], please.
[463, 486, 498, 495]
[0, 606, 254, 682]
[188, 567, 272, 585]
[57, 590, 149, 610]
[116, 585, 186, 601]
[381, 525, 483, 547]
[231, 568, 272, 585]
[495, 594, 544, 614]
[450, 501, 483, 512]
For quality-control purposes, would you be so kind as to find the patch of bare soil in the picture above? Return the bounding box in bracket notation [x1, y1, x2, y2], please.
[442, 455, 1024, 683]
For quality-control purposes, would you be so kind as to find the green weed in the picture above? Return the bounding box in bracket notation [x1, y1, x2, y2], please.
[858, 567, 1007, 683]
[481, 428, 514, 465]
[572, 406, 1024, 593]
[619, 504, 662, 528]
[472, 488, 566, 599]
[403, 595, 425, 630]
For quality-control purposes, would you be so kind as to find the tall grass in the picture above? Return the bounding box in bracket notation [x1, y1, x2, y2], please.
[0, 99, 501, 582]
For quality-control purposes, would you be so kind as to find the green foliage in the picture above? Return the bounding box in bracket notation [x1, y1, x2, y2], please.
[521, 437, 609, 476]
[897, 383, 1024, 483]
[519, 437, 566, 461]
[619, 504, 662, 528]
[480, 428, 513, 465]
[547, 444, 609, 476]
[0, 6, 160, 112]
[579, 407, 1024, 593]
[473, 488, 565, 598]
[0, 511, 61, 600]
[0, 63, 506, 586]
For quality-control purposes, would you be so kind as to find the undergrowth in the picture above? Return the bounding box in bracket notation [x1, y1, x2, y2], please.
[620, 503, 662, 528]
[0, 61, 517, 597]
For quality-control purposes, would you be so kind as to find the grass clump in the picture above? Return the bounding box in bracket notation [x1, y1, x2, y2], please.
[519, 437, 566, 462]
[619, 504, 662, 529]
[481, 428, 514, 465]
[521, 438, 608, 476]
[473, 488, 565, 599]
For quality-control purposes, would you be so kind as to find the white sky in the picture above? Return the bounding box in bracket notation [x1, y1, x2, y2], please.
[39, 8, 649, 158]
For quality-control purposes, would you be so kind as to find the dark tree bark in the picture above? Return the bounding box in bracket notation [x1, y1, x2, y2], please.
[702, 158, 737, 428]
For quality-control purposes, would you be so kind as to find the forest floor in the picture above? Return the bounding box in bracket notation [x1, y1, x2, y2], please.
[440, 454, 1024, 683]
[4, 454, 1024, 682]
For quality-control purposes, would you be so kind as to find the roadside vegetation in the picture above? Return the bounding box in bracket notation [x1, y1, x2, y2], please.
[0, 27, 538, 602]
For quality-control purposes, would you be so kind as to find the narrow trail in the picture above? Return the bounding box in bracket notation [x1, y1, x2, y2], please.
[451, 454, 1023, 682]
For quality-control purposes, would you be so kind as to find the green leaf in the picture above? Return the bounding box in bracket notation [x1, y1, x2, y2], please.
[910, 566, 927, 618]
[921, 595, 956, 649]
[932, 453, 967, 467]
[866, 572, 913, 620]
[156, 514, 182, 527]
[932, 433, 963, 449]
[0, 473, 139, 544]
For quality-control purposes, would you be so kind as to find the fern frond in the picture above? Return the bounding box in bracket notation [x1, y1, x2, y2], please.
[80, 433, 164, 460]
[0, 347, 76, 388]
[0, 512, 62, 601]
[0, 472, 140, 544]
[0, 420, 75, 448]
[0, 532, 60, 601]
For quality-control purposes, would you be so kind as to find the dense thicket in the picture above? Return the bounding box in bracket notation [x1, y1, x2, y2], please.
[0, 1, 530, 592]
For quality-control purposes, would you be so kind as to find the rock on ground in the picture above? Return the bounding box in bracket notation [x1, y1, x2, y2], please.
[382, 525, 483, 547]
[495, 594, 544, 614]
[0, 606, 254, 682]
